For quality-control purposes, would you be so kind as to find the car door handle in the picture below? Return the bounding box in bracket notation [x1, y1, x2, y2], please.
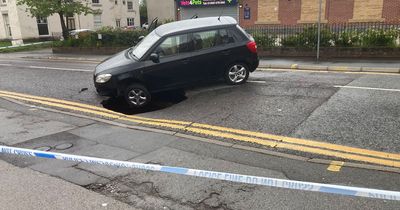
[222, 50, 231, 55]
[181, 59, 190, 65]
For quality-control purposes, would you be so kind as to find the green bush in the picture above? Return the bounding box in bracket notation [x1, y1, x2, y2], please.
[253, 34, 276, 49]
[281, 26, 333, 48]
[332, 31, 360, 47]
[58, 28, 148, 48]
[359, 29, 399, 47]
[280, 35, 301, 48]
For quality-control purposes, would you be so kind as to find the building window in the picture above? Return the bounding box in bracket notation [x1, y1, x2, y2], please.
[1, 0, 7, 4]
[67, 15, 76, 30]
[127, 18, 134, 26]
[122, 1, 125, 5]
[2, 14, 11, 37]
[37, 17, 49, 35]
[115, 0, 117, 5]
[127, 1, 133, 11]
[116, 19, 121, 27]
[94, 14, 102, 29]
[92, 0, 99, 3]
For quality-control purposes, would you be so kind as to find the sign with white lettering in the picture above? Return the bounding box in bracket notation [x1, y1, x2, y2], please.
[178, 0, 238, 7]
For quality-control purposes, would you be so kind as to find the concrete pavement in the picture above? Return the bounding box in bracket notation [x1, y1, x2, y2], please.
[260, 58, 400, 73]
[0, 160, 135, 210]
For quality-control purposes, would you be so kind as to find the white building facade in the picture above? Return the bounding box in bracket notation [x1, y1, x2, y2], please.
[147, 0, 176, 23]
[0, 0, 140, 45]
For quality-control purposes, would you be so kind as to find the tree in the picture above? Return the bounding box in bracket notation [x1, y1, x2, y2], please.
[17, 0, 95, 39]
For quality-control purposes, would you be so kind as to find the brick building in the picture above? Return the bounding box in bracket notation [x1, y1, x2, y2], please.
[239, 0, 400, 27]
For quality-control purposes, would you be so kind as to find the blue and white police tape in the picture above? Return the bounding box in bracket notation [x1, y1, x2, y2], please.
[1, 145, 399, 201]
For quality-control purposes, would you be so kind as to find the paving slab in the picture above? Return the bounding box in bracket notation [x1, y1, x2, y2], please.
[46, 166, 103, 186]
[0, 108, 75, 145]
[80, 126, 181, 153]
[75, 144, 141, 178]
[0, 160, 136, 210]
[1, 132, 97, 167]
[68, 123, 127, 140]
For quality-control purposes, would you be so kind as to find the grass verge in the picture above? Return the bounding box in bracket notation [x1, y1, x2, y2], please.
[0, 42, 53, 53]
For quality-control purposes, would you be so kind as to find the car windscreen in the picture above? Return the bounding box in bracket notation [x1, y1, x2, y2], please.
[130, 31, 160, 59]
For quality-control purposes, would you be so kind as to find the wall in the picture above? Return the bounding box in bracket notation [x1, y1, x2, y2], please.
[0, 0, 23, 40]
[278, 0, 301, 25]
[239, 0, 258, 28]
[326, 0, 354, 23]
[251, 0, 400, 26]
[382, 0, 400, 23]
[147, 0, 176, 23]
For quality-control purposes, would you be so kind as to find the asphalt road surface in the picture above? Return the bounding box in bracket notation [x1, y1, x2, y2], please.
[1, 57, 400, 209]
[0, 58, 399, 154]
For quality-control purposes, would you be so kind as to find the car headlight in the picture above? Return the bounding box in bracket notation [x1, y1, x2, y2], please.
[95, 74, 112, 83]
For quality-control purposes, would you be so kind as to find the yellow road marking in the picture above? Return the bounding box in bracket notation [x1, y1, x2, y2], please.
[0, 93, 187, 130]
[0, 90, 191, 126]
[327, 161, 345, 172]
[3, 90, 400, 162]
[329, 66, 348, 71]
[1, 91, 400, 168]
[191, 123, 400, 161]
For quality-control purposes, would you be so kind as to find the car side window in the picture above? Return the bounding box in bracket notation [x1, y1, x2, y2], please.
[154, 34, 192, 58]
[192, 30, 219, 51]
[219, 29, 235, 45]
[192, 29, 234, 51]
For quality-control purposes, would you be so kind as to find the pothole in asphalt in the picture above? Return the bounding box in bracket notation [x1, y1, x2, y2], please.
[101, 89, 187, 115]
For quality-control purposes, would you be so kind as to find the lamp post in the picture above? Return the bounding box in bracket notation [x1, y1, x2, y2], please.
[317, 0, 322, 62]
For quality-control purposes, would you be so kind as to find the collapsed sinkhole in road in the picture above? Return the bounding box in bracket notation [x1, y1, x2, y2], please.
[101, 89, 187, 115]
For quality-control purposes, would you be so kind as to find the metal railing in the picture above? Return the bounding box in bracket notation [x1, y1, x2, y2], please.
[245, 22, 400, 48]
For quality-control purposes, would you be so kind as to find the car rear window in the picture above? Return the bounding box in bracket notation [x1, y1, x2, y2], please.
[235, 25, 252, 41]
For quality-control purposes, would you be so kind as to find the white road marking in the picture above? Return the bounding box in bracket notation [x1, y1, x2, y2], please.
[248, 80, 267, 84]
[27, 66, 92, 72]
[0, 63, 92, 72]
[335, 85, 400, 92]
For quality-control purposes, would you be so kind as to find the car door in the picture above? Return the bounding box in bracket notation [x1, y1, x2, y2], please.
[141, 33, 194, 92]
[215, 27, 240, 77]
[189, 29, 227, 82]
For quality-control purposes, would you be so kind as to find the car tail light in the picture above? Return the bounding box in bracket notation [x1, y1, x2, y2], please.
[246, 41, 257, 54]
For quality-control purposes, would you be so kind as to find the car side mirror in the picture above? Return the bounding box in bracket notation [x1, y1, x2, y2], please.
[138, 36, 144, 41]
[149, 53, 160, 63]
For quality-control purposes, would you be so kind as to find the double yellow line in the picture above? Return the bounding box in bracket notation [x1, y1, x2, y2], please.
[1, 90, 400, 168]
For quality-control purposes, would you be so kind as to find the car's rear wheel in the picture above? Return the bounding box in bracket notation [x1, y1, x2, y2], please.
[224, 63, 249, 85]
[124, 84, 151, 108]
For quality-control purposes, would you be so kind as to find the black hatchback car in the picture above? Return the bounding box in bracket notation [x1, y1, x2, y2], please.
[94, 16, 259, 108]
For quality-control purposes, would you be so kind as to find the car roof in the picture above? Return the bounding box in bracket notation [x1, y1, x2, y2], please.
[154, 16, 237, 37]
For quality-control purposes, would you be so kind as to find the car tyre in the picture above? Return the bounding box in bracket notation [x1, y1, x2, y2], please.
[124, 84, 151, 108]
[224, 63, 249, 85]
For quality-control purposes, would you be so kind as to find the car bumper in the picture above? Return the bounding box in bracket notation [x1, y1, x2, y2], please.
[248, 56, 259, 72]
[94, 78, 118, 97]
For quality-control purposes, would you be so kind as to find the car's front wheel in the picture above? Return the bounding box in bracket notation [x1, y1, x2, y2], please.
[124, 84, 151, 108]
[224, 63, 249, 85]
